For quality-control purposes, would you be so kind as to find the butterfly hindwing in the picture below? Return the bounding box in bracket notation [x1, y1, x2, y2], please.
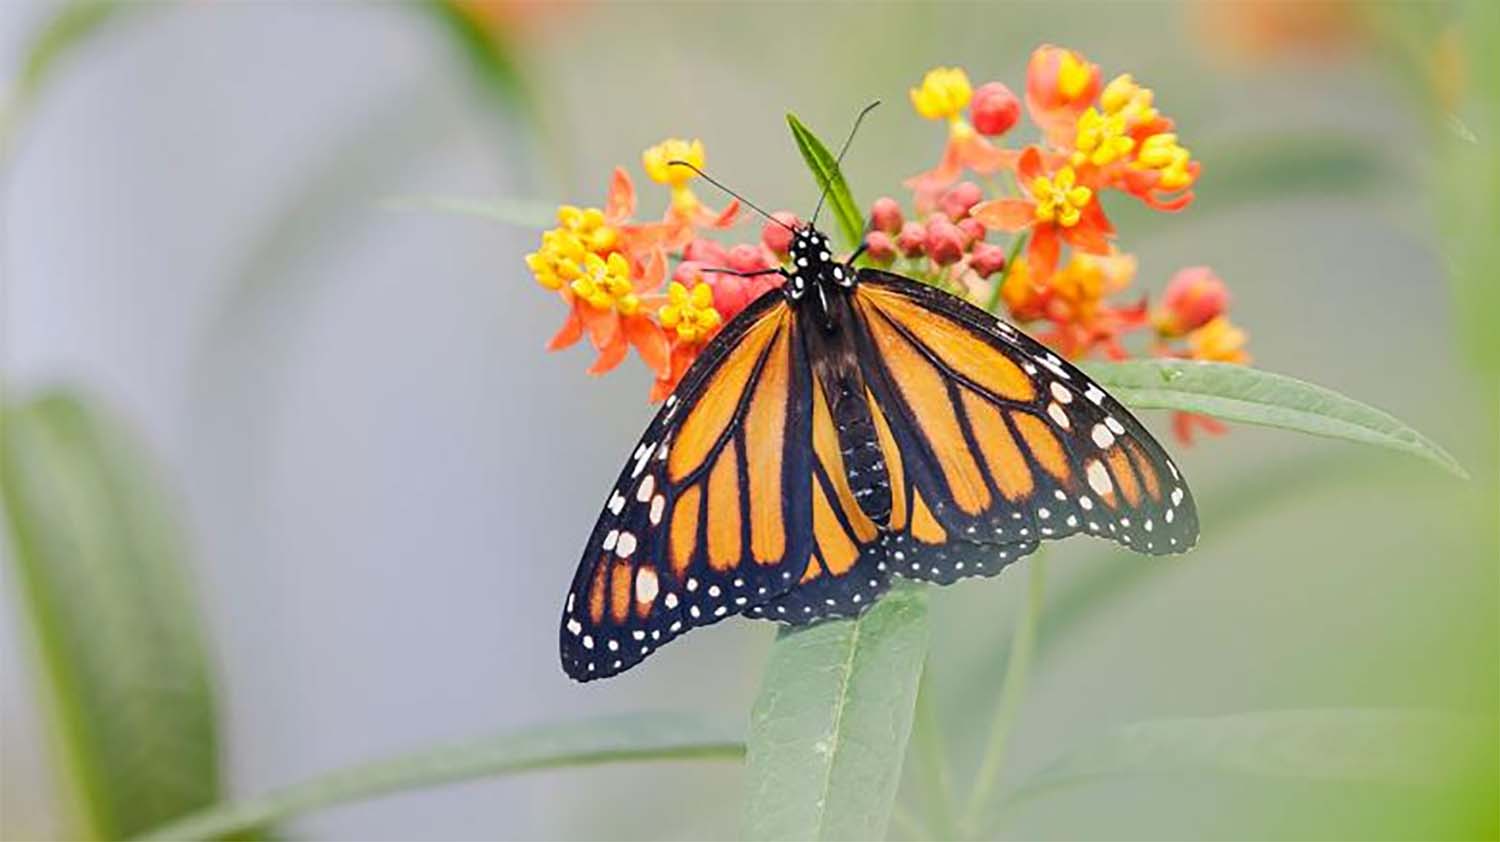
[746, 374, 891, 624]
[851, 269, 1199, 585]
[559, 294, 815, 681]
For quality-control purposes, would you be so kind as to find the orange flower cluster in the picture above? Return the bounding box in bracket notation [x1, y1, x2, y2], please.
[524, 46, 1252, 443]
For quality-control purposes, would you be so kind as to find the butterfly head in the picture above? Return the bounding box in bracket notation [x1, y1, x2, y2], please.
[786, 225, 854, 302]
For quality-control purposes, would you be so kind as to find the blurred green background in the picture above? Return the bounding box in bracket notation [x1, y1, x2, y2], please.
[2, 1, 1495, 839]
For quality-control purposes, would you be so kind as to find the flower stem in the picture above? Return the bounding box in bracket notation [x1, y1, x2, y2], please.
[983, 232, 1029, 315]
[911, 662, 958, 840]
[959, 553, 1047, 837]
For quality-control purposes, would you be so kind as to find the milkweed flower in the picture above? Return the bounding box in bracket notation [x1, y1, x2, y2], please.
[969, 146, 1115, 281]
[1026, 45, 1102, 148]
[905, 67, 1018, 203]
[520, 45, 1248, 426]
[642, 138, 741, 230]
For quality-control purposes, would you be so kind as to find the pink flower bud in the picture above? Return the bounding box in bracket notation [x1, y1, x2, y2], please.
[684, 238, 728, 265]
[673, 261, 705, 286]
[761, 212, 801, 256]
[870, 197, 904, 234]
[971, 82, 1021, 137]
[926, 220, 966, 265]
[969, 242, 1008, 277]
[1156, 266, 1229, 337]
[865, 231, 897, 264]
[939, 181, 984, 221]
[957, 217, 986, 245]
[726, 243, 771, 273]
[897, 221, 928, 257]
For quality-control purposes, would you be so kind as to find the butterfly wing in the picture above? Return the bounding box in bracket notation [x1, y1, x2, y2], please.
[745, 376, 891, 624]
[559, 293, 815, 681]
[850, 268, 1198, 585]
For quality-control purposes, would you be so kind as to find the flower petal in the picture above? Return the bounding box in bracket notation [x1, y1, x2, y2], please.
[606, 167, 636, 222]
[545, 303, 584, 351]
[586, 337, 629, 376]
[970, 197, 1036, 231]
[623, 315, 670, 376]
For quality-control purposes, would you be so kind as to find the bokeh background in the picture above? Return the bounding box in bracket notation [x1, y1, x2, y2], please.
[2, 2, 1495, 840]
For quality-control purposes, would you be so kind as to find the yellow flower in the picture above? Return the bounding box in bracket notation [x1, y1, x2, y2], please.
[1099, 73, 1158, 127]
[642, 138, 705, 189]
[1135, 132, 1195, 190]
[555, 204, 618, 253]
[1055, 50, 1094, 100]
[658, 281, 721, 343]
[1029, 166, 1093, 227]
[910, 67, 973, 122]
[1072, 107, 1135, 168]
[525, 228, 586, 291]
[525, 203, 623, 291]
[569, 252, 639, 315]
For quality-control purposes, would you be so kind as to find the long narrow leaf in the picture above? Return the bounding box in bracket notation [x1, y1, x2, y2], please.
[134, 713, 743, 841]
[379, 194, 555, 228]
[741, 584, 930, 841]
[786, 112, 864, 250]
[1, 391, 221, 838]
[1005, 709, 1492, 805]
[1084, 360, 1466, 478]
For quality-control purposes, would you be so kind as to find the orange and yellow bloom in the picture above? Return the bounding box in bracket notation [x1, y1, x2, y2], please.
[522, 48, 1249, 446]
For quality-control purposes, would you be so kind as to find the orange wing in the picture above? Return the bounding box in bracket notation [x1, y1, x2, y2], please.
[560, 295, 815, 681]
[850, 270, 1198, 585]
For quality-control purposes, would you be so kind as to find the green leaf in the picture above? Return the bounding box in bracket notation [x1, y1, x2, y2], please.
[742, 584, 930, 841]
[134, 713, 743, 841]
[2, 1, 133, 153]
[1006, 709, 1493, 805]
[1083, 360, 1467, 478]
[1, 391, 222, 838]
[786, 113, 864, 251]
[379, 194, 555, 228]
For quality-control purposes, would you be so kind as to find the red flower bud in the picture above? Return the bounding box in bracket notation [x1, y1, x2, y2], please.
[1156, 265, 1229, 337]
[957, 217, 986, 245]
[726, 243, 771, 273]
[761, 212, 801, 256]
[870, 197, 904, 234]
[969, 242, 1008, 277]
[926, 220, 966, 265]
[865, 231, 897, 264]
[684, 238, 728, 265]
[939, 181, 984, 221]
[897, 221, 928, 257]
[971, 82, 1021, 137]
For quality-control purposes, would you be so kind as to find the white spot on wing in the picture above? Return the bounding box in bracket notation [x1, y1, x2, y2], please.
[1087, 460, 1113, 496]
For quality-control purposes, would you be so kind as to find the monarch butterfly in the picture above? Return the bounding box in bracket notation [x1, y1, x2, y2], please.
[558, 141, 1197, 683]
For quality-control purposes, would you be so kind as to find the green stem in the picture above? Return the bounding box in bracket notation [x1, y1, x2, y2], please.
[983, 232, 1029, 315]
[911, 663, 958, 840]
[959, 554, 1047, 837]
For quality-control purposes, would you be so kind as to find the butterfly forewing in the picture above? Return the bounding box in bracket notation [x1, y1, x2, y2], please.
[851, 269, 1198, 585]
[559, 295, 815, 681]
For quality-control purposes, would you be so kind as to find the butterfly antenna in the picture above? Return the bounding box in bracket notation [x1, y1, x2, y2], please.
[667, 160, 795, 231]
[811, 99, 881, 227]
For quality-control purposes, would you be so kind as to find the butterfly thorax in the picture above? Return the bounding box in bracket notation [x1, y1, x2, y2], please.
[785, 227, 856, 333]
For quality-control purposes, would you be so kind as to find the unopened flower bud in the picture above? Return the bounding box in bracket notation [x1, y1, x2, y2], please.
[761, 212, 801, 256]
[939, 181, 984, 221]
[726, 244, 771, 273]
[865, 231, 897, 264]
[957, 217, 986, 245]
[969, 242, 1008, 277]
[870, 197, 904, 234]
[684, 238, 728, 265]
[897, 222, 928, 257]
[1156, 265, 1229, 337]
[971, 82, 1021, 136]
[926, 220, 966, 265]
